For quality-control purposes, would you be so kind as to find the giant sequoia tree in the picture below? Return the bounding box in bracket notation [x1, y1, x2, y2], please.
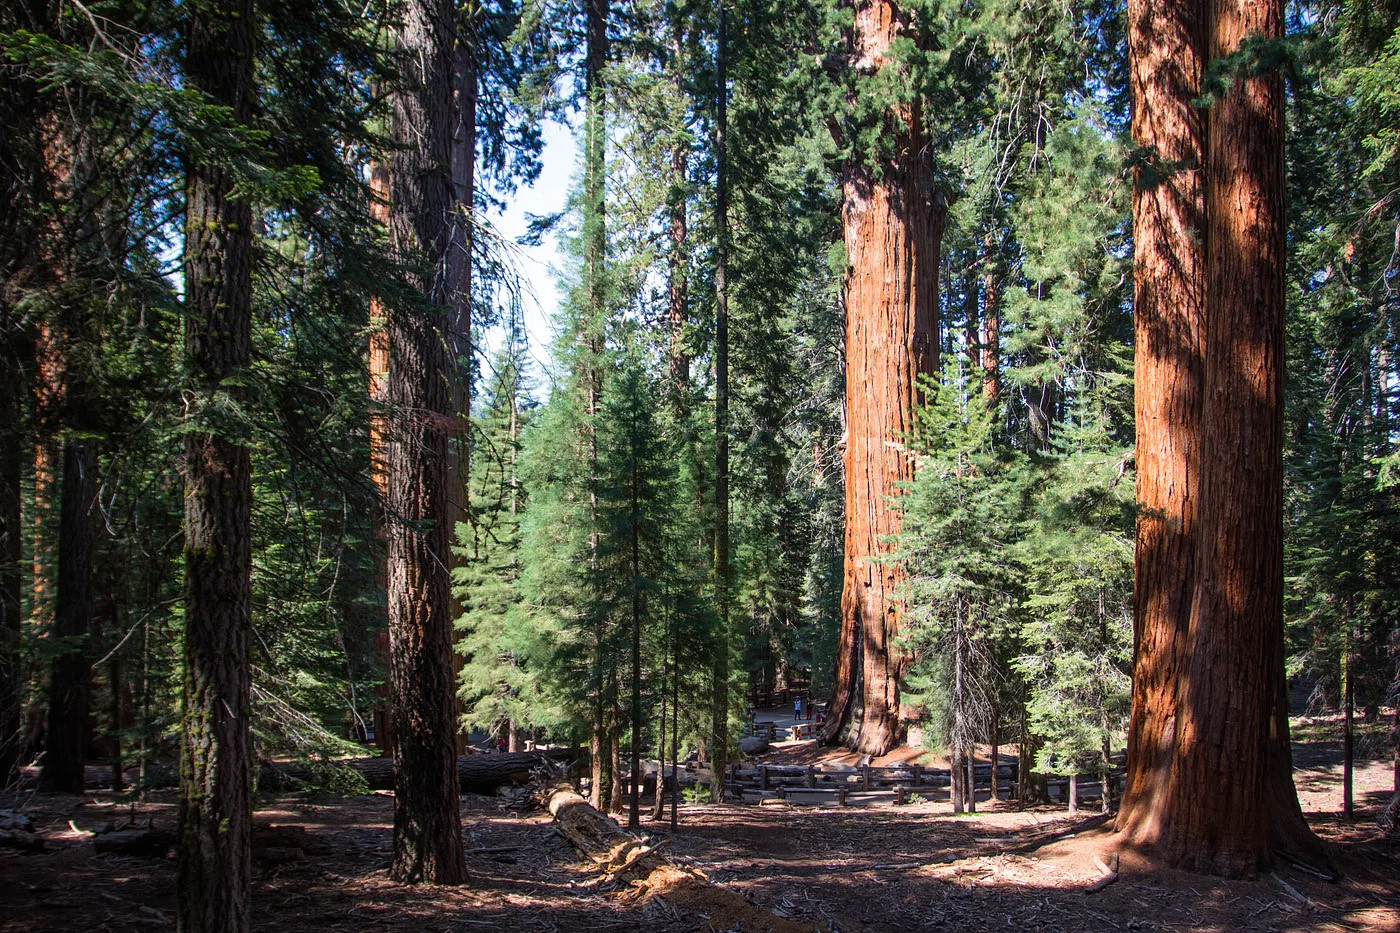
[1117, 0, 1328, 876]
[385, 0, 467, 885]
[823, 0, 943, 756]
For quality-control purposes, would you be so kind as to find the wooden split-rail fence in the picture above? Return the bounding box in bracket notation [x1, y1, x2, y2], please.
[722, 759, 1126, 809]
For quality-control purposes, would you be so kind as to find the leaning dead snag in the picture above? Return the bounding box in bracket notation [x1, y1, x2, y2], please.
[543, 782, 816, 932]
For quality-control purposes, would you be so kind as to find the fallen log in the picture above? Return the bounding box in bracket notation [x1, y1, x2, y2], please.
[259, 749, 572, 794]
[543, 781, 816, 932]
[93, 826, 173, 857]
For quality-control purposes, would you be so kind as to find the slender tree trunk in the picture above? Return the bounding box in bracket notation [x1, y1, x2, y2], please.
[1116, 0, 1206, 848]
[980, 234, 1001, 403]
[1069, 772, 1079, 814]
[963, 247, 978, 367]
[0, 338, 23, 786]
[989, 704, 999, 802]
[110, 649, 124, 793]
[966, 745, 976, 812]
[177, 1, 256, 926]
[385, 0, 466, 885]
[823, 0, 943, 756]
[710, 0, 731, 805]
[671, 623, 680, 829]
[582, 0, 610, 814]
[1343, 623, 1354, 820]
[39, 440, 96, 793]
[608, 698, 623, 814]
[951, 749, 964, 815]
[367, 158, 395, 757]
[667, 20, 689, 401]
[652, 622, 667, 821]
[447, 11, 479, 756]
[629, 475, 642, 829]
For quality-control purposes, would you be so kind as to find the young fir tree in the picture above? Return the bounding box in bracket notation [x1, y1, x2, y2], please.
[1015, 401, 1134, 814]
[897, 366, 1027, 813]
[454, 325, 553, 747]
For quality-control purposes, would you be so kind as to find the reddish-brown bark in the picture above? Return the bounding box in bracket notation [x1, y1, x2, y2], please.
[386, 0, 467, 885]
[1119, 0, 1328, 876]
[1117, 0, 1206, 848]
[823, 0, 943, 756]
[980, 235, 1001, 403]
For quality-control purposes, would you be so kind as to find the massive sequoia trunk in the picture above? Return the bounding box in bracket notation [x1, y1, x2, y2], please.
[386, 0, 466, 886]
[823, 0, 943, 756]
[1116, 0, 1206, 847]
[177, 1, 256, 928]
[1118, 0, 1327, 876]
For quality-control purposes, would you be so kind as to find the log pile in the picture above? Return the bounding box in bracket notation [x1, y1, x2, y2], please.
[542, 781, 816, 933]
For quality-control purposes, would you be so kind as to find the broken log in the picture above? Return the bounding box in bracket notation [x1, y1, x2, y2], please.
[259, 749, 572, 794]
[543, 781, 816, 932]
[93, 827, 172, 857]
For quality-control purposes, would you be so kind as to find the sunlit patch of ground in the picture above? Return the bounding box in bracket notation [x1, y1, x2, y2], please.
[2, 717, 1396, 932]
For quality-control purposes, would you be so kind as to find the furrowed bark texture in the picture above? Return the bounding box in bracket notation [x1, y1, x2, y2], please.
[387, 0, 466, 885]
[1164, 0, 1320, 874]
[824, 0, 943, 756]
[0, 339, 19, 786]
[1117, 0, 1206, 847]
[39, 440, 96, 793]
[178, 1, 255, 928]
[368, 162, 394, 758]
[1119, 0, 1327, 876]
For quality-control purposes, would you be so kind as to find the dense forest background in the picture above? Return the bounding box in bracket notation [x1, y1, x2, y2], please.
[1, 0, 1398, 908]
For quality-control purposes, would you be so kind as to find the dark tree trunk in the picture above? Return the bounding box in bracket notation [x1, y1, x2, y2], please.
[386, 0, 466, 886]
[629, 469, 642, 830]
[30, 437, 58, 640]
[580, 0, 610, 813]
[1343, 627, 1354, 820]
[177, 1, 256, 928]
[39, 440, 96, 793]
[980, 233, 1001, 403]
[0, 337, 22, 786]
[367, 162, 393, 758]
[109, 651, 124, 793]
[1116, 0, 1206, 850]
[823, 0, 943, 756]
[711, 0, 731, 804]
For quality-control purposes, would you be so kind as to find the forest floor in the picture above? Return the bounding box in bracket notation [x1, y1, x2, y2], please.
[1, 714, 1397, 933]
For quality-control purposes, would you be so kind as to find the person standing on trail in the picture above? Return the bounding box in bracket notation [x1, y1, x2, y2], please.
[794, 696, 802, 720]
[806, 699, 813, 721]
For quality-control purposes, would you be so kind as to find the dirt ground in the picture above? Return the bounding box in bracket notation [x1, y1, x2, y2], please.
[2, 719, 1396, 932]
